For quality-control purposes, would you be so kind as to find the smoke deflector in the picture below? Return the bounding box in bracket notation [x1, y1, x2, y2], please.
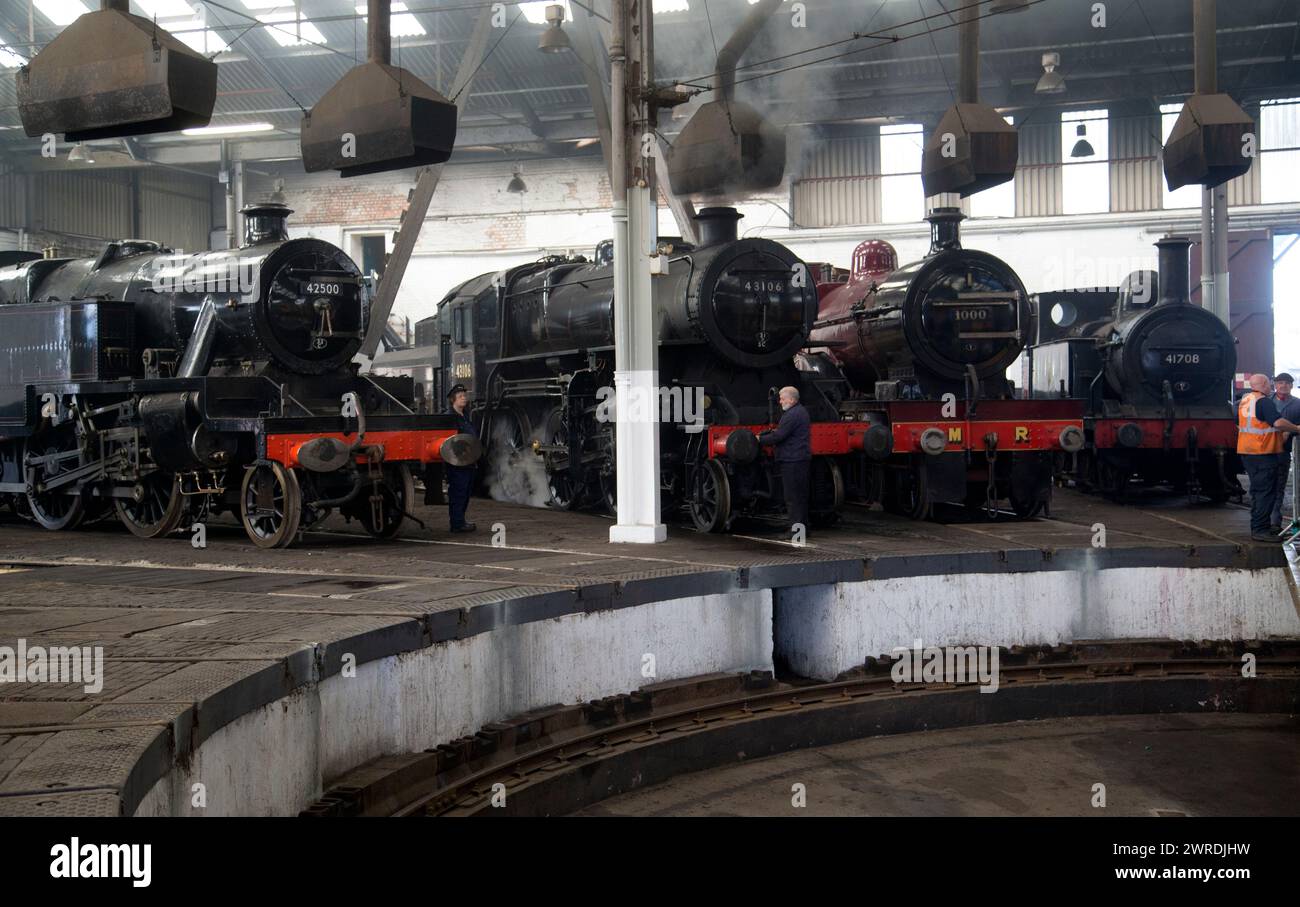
[667, 0, 786, 196]
[17, 0, 217, 141]
[920, 7, 1017, 197]
[300, 0, 457, 177]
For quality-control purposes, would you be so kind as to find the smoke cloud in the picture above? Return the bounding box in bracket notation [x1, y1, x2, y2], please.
[483, 417, 552, 508]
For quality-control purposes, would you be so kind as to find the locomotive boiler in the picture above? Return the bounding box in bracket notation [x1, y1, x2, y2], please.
[1027, 236, 1240, 501]
[0, 203, 479, 547]
[801, 209, 1085, 519]
[411, 206, 873, 532]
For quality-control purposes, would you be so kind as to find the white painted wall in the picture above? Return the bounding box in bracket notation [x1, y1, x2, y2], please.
[134, 588, 773, 816]
[776, 566, 1300, 681]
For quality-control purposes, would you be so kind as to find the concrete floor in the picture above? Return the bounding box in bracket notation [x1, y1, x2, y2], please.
[0, 488, 1289, 815]
[574, 713, 1300, 817]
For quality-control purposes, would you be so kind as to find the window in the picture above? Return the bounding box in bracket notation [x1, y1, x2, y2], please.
[135, 0, 194, 17]
[0, 43, 25, 69]
[1261, 98, 1300, 204]
[968, 115, 1016, 218]
[519, 1, 569, 24]
[34, 0, 88, 26]
[258, 12, 326, 47]
[1061, 109, 1109, 215]
[169, 20, 229, 56]
[880, 123, 924, 223]
[452, 306, 471, 346]
[355, 3, 425, 37]
[1160, 103, 1203, 209]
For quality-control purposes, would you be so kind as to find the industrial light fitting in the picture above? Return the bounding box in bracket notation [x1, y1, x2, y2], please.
[1070, 123, 1095, 158]
[538, 5, 571, 54]
[1035, 52, 1065, 95]
[67, 142, 95, 164]
[506, 168, 527, 193]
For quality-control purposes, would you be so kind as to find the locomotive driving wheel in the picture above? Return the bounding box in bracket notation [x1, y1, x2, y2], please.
[24, 440, 87, 532]
[689, 459, 731, 533]
[809, 457, 845, 527]
[544, 408, 579, 510]
[115, 472, 187, 539]
[884, 459, 931, 520]
[358, 464, 416, 540]
[1009, 489, 1045, 519]
[240, 462, 303, 549]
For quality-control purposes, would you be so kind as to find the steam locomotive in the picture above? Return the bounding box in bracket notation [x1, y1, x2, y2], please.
[1025, 237, 1240, 501]
[800, 209, 1085, 519]
[0, 203, 479, 548]
[404, 206, 878, 531]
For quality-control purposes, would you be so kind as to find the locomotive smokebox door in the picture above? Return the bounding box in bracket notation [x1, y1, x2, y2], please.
[17, 3, 217, 141]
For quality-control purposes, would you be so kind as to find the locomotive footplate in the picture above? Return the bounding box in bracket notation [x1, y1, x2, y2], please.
[261, 424, 477, 470]
[883, 399, 1086, 456]
[1091, 417, 1236, 451]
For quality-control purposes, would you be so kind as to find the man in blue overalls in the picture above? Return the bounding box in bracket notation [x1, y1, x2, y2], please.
[446, 384, 478, 533]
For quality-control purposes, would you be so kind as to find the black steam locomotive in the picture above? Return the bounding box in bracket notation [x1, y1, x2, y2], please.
[1026, 237, 1240, 501]
[801, 209, 1085, 519]
[400, 207, 871, 531]
[0, 203, 478, 548]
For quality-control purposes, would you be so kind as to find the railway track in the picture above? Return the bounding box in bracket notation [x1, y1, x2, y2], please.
[302, 640, 1300, 818]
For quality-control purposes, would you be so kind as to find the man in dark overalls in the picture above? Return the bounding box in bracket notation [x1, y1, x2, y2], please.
[758, 386, 812, 536]
[446, 384, 478, 533]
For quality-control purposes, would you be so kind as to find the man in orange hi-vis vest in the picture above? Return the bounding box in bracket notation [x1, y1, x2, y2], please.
[1238, 374, 1300, 542]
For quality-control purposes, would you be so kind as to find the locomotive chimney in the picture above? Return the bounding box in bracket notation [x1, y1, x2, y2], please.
[1155, 237, 1192, 306]
[240, 202, 292, 246]
[693, 207, 743, 247]
[927, 207, 965, 254]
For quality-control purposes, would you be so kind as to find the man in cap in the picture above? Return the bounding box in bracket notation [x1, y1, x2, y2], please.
[445, 384, 478, 533]
[1270, 373, 1300, 531]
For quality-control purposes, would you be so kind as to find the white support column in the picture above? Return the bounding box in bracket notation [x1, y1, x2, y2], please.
[609, 0, 666, 544]
[1212, 182, 1230, 326]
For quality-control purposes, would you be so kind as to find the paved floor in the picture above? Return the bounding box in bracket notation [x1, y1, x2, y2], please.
[574, 713, 1300, 817]
[0, 489, 1286, 815]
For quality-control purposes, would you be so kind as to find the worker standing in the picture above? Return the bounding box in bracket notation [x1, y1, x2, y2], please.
[446, 384, 478, 533]
[1237, 373, 1299, 542]
[1269, 373, 1300, 531]
[758, 386, 812, 536]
